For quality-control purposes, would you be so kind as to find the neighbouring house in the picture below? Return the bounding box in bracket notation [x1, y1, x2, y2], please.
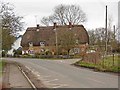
[21, 23, 89, 55]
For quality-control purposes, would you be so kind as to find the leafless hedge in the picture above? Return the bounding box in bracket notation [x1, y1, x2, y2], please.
[82, 52, 101, 64]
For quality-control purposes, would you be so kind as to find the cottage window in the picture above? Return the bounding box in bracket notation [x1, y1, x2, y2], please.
[40, 41, 45, 46]
[29, 42, 33, 47]
[74, 48, 80, 54]
[28, 50, 34, 54]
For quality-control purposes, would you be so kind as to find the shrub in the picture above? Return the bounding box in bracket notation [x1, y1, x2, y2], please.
[45, 51, 52, 55]
[2, 51, 6, 57]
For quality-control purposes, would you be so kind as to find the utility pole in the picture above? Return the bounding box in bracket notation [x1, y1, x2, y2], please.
[105, 5, 108, 56]
[53, 23, 58, 57]
[113, 25, 116, 40]
[55, 29, 58, 57]
[112, 25, 116, 66]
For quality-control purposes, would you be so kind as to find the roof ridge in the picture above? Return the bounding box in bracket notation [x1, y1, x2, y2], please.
[27, 24, 84, 29]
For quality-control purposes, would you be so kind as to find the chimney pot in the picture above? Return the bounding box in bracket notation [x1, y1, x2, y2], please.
[69, 22, 72, 29]
[36, 24, 40, 31]
[53, 22, 57, 29]
[37, 24, 39, 29]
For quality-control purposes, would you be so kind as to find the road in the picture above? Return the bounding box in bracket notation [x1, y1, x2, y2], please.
[3, 58, 118, 88]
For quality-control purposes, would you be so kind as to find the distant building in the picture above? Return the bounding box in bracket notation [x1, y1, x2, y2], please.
[7, 36, 22, 56]
[21, 23, 89, 55]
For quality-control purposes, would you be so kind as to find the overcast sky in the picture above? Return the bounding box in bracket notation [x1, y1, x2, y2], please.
[2, 0, 119, 33]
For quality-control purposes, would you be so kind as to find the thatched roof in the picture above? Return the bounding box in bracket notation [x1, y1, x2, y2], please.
[21, 24, 89, 47]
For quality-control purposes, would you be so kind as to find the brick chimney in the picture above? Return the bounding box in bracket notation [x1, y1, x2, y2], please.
[53, 22, 57, 29]
[36, 24, 39, 31]
[69, 22, 72, 29]
[36, 24, 39, 29]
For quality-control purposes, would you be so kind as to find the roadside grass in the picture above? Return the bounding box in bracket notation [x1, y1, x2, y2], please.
[0, 60, 5, 76]
[0, 61, 3, 76]
[76, 55, 120, 73]
[101, 55, 120, 72]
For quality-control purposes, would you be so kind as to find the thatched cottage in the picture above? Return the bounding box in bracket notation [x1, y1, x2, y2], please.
[21, 23, 89, 55]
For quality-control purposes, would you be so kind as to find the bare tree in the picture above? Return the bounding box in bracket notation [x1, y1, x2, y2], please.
[58, 29, 76, 55]
[0, 2, 24, 51]
[88, 26, 118, 53]
[88, 28, 106, 46]
[41, 4, 87, 26]
[0, 2, 24, 36]
[88, 30, 97, 46]
[41, 16, 55, 26]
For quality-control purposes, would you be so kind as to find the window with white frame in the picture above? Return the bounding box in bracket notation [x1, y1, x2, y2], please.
[40, 41, 45, 46]
[28, 50, 34, 54]
[29, 42, 33, 47]
[74, 48, 80, 54]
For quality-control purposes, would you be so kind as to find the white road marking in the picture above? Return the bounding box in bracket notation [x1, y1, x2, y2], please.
[37, 74, 40, 77]
[45, 79, 58, 83]
[42, 75, 51, 78]
[34, 71, 39, 75]
[38, 77, 47, 81]
[31, 70, 34, 73]
[87, 78, 105, 84]
[47, 83, 59, 86]
[60, 61, 63, 62]
[25, 66, 31, 70]
[25, 61, 66, 78]
[52, 84, 67, 88]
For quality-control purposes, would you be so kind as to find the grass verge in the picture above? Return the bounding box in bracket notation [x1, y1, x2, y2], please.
[75, 55, 120, 73]
[0, 60, 5, 76]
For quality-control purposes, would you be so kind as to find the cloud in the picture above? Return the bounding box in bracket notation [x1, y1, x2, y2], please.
[5, 0, 118, 30]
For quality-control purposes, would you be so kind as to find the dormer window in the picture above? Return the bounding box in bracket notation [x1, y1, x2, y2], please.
[29, 42, 33, 47]
[40, 41, 45, 46]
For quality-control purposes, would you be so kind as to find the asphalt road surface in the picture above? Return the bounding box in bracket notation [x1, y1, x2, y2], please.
[3, 58, 118, 88]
